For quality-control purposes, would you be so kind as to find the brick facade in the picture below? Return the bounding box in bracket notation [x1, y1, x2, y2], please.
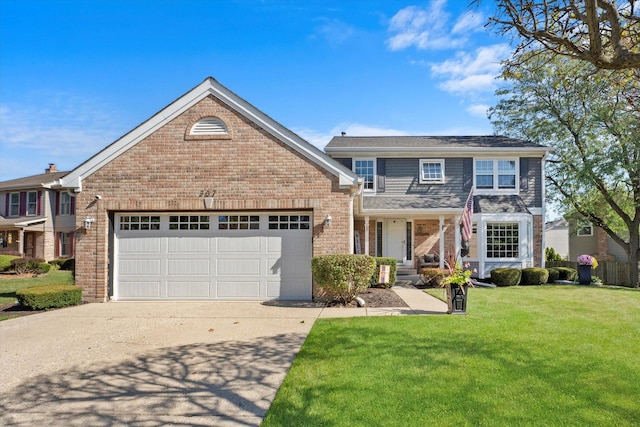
[74, 94, 353, 301]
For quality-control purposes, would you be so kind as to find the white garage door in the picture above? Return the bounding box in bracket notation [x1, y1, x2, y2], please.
[114, 213, 312, 301]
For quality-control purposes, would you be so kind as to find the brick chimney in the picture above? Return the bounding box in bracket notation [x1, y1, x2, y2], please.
[45, 163, 57, 173]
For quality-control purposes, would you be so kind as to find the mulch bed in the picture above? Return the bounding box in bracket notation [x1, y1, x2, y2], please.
[354, 287, 409, 308]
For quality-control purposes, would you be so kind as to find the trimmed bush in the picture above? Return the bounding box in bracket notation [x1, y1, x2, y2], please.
[312, 254, 377, 304]
[521, 268, 549, 286]
[490, 268, 522, 287]
[556, 267, 578, 281]
[546, 267, 560, 283]
[16, 284, 82, 310]
[369, 257, 397, 288]
[60, 258, 75, 271]
[420, 268, 448, 287]
[10, 257, 47, 275]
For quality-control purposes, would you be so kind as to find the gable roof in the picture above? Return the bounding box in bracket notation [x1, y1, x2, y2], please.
[51, 77, 359, 191]
[325, 135, 550, 157]
[0, 171, 68, 191]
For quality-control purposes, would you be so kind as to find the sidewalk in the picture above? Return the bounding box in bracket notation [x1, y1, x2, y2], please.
[318, 280, 447, 318]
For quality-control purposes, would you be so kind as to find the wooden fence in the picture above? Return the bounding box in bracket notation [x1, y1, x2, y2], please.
[546, 260, 639, 287]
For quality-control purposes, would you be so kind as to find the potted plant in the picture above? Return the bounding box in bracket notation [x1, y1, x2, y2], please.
[576, 254, 598, 285]
[440, 254, 474, 314]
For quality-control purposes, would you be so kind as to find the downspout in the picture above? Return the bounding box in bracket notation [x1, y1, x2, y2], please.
[349, 179, 364, 254]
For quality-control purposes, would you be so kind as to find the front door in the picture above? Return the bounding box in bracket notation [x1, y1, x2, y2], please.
[384, 219, 406, 264]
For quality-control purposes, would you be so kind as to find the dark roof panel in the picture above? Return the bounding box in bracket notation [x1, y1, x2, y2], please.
[326, 135, 548, 150]
[0, 171, 68, 190]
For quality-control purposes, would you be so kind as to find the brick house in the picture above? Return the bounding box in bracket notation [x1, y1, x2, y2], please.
[0, 164, 76, 260]
[325, 136, 551, 278]
[47, 77, 360, 301]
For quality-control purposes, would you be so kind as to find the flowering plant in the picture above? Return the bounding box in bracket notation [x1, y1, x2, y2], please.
[440, 252, 475, 288]
[577, 254, 598, 269]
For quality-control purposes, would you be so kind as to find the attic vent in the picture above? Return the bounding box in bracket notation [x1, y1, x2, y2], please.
[190, 117, 228, 135]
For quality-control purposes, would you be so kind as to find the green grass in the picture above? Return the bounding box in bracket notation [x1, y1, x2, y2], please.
[0, 254, 18, 272]
[263, 286, 640, 426]
[0, 270, 75, 305]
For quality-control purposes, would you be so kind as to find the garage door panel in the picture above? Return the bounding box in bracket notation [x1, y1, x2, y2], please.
[168, 237, 210, 253]
[217, 259, 260, 276]
[218, 281, 260, 298]
[120, 259, 162, 275]
[167, 282, 210, 298]
[119, 238, 161, 253]
[168, 259, 210, 275]
[217, 237, 261, 253]
[119, 281, 161, 298]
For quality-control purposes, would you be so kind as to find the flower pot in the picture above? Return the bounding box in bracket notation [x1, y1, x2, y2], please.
[578, 264, 592, 285]
[446, 284, 468, 315]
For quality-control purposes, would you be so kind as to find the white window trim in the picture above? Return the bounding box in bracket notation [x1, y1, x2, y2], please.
[576, 220, 593, 236]
[26, 191, 37, 216]
[9, 192, 19, 217]
[419, 159, 445, 184]
[353, 158, 376, 193]
[59, 232, 71, 257]
[60, 192, 71, 216]
[474, 158, 520, 194]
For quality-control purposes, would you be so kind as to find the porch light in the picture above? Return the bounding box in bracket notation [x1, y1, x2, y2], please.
[324, 214, 332, 228]
[83, 217, 96, 229]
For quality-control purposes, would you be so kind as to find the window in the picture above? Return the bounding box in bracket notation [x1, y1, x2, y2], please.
[354, 159, 375, 191]
[26, 191, 37, 216]
[120, 216, 161, 231]
[475, 159, 517, 190]
[268, 215, 310, 230]
[9, 193, 19, 217]
[576, 220, 593, 236]
[59, 232, 72, 257]
[169, 215, 210, 230]
[218, 215, 259, 230]
[486, 223, 519, 258]
[60, 192, 71, 216]
[419, 159, 445, 184]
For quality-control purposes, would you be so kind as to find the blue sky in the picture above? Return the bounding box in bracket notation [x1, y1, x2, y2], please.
[0, 0, 513, 181]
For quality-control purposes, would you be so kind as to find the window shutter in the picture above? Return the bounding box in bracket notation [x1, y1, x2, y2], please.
[70, 195, 75, 214]
[55, 233, 60, 258]
[463, 158, 473, 192]
[520, 158, 529, 191]
[70, 231, 75, 257]
[56, 192, 60, 216]
[19, 192, 26, 216]
[4, 193, 8, 215]
[37, 191, 42, 216]
[376, 159, 386, 193]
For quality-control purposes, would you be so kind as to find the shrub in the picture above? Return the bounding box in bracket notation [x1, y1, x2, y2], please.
[490, 268, 522, 287]
[546, 267, 560, 283]
[556, 267, 578, 281]
[10, 257, 46, 275]
[60, 258, 75, 271]
[312, 254, 377, 304]
[16, 284, 82, 310]
[545, 247, 563, 261]
[369, 257, 397, 288]
[521, 268, 549, 286]
[420, 268, 448, 287]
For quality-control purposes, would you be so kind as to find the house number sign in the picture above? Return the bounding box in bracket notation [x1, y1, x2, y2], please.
[199, 189, 217, 197]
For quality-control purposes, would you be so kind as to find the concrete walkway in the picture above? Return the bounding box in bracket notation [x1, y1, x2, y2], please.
[0, 283, 445, 426]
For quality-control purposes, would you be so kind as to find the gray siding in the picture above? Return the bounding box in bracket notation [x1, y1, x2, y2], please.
[519, 157, 542, 207]
[384, 158, 468, 202]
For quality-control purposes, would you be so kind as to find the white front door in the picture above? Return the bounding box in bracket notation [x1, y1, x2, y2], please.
[384, 219, 406, 264]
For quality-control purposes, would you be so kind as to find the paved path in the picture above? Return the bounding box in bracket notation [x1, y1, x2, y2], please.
[0, 283, 446, 426]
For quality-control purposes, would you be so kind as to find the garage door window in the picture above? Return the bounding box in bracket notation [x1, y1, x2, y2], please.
[269, 215, 310, 230]
[169, 215, 210, 230]
[120, 216, 161, 230]
[218, 215, 259, 230]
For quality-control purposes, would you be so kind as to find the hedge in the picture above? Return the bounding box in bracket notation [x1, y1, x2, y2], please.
[369, 257, 397, 288]
[312, 254, 377, 304]
[16, 284, 82, 310]
[520, 267, 550, 286]
[556, 267, 578, 281]
[490, 268, 522, 287]
[546, 267, 560, 283]
[10, 258, 50, 275]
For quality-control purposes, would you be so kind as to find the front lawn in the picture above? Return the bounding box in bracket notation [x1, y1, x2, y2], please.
[0, 270, 75, 305]
[263, 286, 640, 426]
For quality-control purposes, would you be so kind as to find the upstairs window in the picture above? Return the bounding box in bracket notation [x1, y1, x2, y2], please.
[475, 159, 517, 190]
[60, 192, 71, 216]
[354, 159, 375, 191]
[576, 219, 593, 236]
[9, 192, 19, 217]
[420, 159, 445, 184]
[26, 191, 37, 216]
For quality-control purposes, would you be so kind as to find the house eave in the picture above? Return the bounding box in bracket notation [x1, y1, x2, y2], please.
[325, 147, 551, 158]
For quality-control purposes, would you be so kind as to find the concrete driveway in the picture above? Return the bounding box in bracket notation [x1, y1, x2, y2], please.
[0, 301, 325, 427]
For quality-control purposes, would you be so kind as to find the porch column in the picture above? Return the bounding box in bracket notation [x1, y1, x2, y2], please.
[439, 216, 445, 268]
[17, 228, 24, 256]
[364, 216, 370, 256]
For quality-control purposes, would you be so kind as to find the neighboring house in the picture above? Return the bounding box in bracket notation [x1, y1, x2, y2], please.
[545, 218, 569, 259]
[46, 77, 359, 302]
[0, 164, 76, 261]
[568, 217, 630, 262]
[324, 136, 551, 278]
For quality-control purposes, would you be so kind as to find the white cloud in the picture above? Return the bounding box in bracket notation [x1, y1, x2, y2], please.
[311, 18, 356, 46]
[386, 1, 482, 51]
[430, 44, 511, 94]
[466, 104, 490, 118]
[293, 123, 409, 149]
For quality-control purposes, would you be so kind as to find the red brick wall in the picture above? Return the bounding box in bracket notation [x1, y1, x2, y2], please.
[74, 95, 352, 301]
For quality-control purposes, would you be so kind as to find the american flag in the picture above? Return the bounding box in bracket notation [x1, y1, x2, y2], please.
[461, 188, 474, 243]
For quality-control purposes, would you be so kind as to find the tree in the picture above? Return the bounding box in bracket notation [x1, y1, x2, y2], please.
[490, 51, 640, 287]
[480, 0, 640, 70]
